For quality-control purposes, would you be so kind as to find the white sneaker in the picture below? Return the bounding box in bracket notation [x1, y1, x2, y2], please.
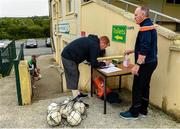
[139, 113, 147, 118]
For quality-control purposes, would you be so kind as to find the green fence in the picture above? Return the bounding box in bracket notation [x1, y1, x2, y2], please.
[0, 40, 16, 77]
[14, 43, 24, 105]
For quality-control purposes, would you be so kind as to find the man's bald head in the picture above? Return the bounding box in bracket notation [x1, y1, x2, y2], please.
[134, 6, 149, 24]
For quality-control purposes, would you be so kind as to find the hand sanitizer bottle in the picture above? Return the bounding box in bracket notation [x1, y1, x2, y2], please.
[123, 54, 130, 67]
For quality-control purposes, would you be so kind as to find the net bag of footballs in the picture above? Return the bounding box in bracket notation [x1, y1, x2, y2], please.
[67, 110, 82, 126]
[73, 101, 85, 114]
[47, 102, 60, 114]
[47, 110, 61, 126]
[59, 101, 74, 118]
[46, 97, 88, 127]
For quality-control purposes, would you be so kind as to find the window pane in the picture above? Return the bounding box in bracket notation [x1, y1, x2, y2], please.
[69, 0, 74, 12]
[53, 4, 56, 17]
[166, 0, 174, 3]
[175, 0, 180, 4]
[59, 0, 62, 16]
[69, 0, 72, 12]
[66, 0, 74, 13]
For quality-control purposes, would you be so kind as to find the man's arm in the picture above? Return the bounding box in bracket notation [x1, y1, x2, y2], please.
[124, 50, 134, 55]
[89, 46, 106, 68]
[131, 31, 151, 75]
[137, 31, 151, 64]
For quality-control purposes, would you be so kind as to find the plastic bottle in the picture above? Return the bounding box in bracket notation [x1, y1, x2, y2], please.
[123, 54, 130, 67]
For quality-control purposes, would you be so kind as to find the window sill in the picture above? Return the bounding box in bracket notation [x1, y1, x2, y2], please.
[58, 16, 62, 19]
[66, 12, 74, 16]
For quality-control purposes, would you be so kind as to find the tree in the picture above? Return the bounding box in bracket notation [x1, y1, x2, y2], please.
[0, 16, 50, 39]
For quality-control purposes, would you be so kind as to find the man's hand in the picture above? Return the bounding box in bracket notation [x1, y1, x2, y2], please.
[137, 54, 146, 64]
[124, 50, 134, 55]
[131, 64, 140, 75]
[105, 60, 111, 66]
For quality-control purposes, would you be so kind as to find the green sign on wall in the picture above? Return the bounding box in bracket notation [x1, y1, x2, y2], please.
[112, 25, 126, 43]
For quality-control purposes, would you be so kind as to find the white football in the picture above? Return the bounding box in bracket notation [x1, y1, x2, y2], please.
[59, 104, 73, 118]
[67, 111, 82, 126]
[73, 102, 85, 114]
[62, 98, 71, 104]
[47, 111, 61, 126]
[47, 103, 59, 114]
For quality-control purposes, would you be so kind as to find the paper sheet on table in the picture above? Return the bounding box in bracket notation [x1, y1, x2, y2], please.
[100, 63, 115, 68]
[0, 43, 5, 48]
[100, 66, 122, 73]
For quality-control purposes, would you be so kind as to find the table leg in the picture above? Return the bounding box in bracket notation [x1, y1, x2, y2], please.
[104, 77, 107, 114]
[91, 67, 93, 97]
[119, 75, 122, 92]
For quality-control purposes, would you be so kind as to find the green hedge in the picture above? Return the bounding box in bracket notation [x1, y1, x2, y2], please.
[0, 16, 50, 40]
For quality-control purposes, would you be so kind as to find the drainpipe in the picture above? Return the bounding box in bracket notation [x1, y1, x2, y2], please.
[60, 68, 64, 93]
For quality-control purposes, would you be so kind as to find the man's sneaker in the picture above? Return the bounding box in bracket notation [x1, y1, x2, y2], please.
[139, 110, 148, 118]
[119, 111, 138, 120]
[73, 92, 88, 101]
[139, 113, 147, 118]
[78, 92, 88, 98]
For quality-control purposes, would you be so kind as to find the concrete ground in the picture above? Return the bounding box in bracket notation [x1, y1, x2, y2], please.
[29, 55, 63, 101]
[0, 54, 180, 128]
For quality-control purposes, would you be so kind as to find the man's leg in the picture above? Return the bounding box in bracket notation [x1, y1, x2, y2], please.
[62, 57, 79, 89]
[120, 64, 151, 119]
[130, 62, 157, 116]
[130, 75, 142, 116]
[129, 64, 154, 116]
[140, 62, 157, 115]
[72, 90, 79, 98]
[119, 74, 141, 119]
[61, 57, 88, 98]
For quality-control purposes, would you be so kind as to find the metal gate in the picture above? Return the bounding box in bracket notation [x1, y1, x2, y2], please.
[14, 43, 24, 105]
[0, 40, 16, 77]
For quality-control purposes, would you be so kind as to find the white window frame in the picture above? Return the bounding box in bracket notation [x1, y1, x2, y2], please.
[58, 0, 62, 17]
[52, 3, 57, 19]
[66, 0, 75, 15]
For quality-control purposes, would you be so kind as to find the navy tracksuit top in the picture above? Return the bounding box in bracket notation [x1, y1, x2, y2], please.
[61, 34, 105, 68]
[135, 18, 158, 64]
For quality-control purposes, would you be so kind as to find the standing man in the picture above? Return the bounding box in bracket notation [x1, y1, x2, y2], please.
[120, 6, 158, 119]
[61, 34, 110, 99]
